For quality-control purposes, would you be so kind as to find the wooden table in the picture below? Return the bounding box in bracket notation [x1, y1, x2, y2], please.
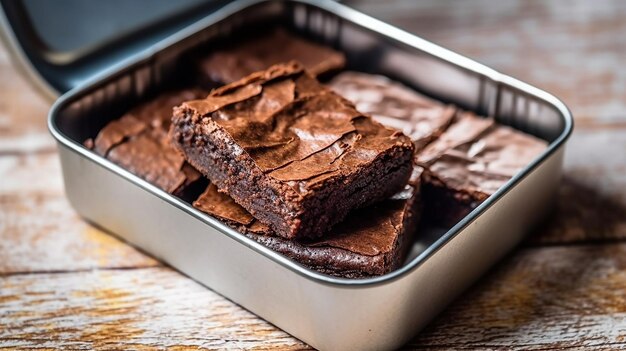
[1, 0, 625, 349]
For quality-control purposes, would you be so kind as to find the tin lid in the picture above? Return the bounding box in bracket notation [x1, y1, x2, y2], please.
[0, 0, 231, 99]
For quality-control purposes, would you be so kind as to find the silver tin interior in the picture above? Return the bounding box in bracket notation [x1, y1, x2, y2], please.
[48, 0, 573, 350]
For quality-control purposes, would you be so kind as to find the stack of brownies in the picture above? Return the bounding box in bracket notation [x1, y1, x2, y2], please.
[88, 29, 547, 278]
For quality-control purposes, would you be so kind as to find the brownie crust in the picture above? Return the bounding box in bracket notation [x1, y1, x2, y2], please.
[329, 71, 456, 151]
[193, 166, 422, 278]
[172, 62, 414, 240]
[418, 112, 548, 224]
[89, 89, 207, 196]
[329, 72, 548, 226]
[198, 28, 345, 85]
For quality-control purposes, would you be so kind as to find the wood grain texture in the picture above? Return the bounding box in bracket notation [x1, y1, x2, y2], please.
[409, 243, 626, 350]
[527, 129, 626, 244]
[0, 153, 63, 196]
[0, 194, 159, 274]
[1, 245, 625, 350]
[0, 153, 158, 274]
[345, 0, 626, 126]
[0, 41, 54, 154]
[0, 268, 310, 350]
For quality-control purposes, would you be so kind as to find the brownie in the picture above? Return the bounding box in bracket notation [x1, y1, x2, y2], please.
[329, 72, 456, 151]
[329, 72, 548, 225]
[417, 112, 548, 224]
[90, 89, 207, 196]
[171, 62, 415, 240]
[198, 28, 345, 85]
[193, 166, 422, 278]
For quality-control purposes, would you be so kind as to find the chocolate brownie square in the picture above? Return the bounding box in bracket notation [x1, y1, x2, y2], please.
[193, 166, 422, 278]
[171, 62, 415, 239]
[329, 72, 456, 151]
[329, 72, 548, 225]
[90, 89, 207, 196]
[417, 112, 548, 224]
[198, 28, 345, 85]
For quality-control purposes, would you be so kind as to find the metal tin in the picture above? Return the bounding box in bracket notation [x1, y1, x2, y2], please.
[0, 0, 231, 98]
[48, 1, 573, 350]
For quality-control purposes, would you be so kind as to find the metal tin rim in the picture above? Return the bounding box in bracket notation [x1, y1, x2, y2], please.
[0, 2, 57, 100]
[47, 0, 574, 288]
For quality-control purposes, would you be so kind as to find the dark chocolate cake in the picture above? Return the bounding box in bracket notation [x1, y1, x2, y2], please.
[193, 166, 422, 278]
[90, 89, 207, 196]
[198, 28, 345, 85]
[171, 62, 415, 240]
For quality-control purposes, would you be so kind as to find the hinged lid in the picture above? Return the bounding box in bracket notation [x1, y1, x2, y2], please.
[0, 0, 231, 99]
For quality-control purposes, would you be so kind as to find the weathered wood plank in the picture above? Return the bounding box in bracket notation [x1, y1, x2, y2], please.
[0, 267, 310, 350]
[528, 128, 626, 244]
[408, 243, 626, 349]
[1, 244, 625, 350]
[346, 0, 626, 125]
[0, 194, 159, 274]
[0, 153, 64, 196]
[0, 42, 55, 154]
[0, 152, 157, 273]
